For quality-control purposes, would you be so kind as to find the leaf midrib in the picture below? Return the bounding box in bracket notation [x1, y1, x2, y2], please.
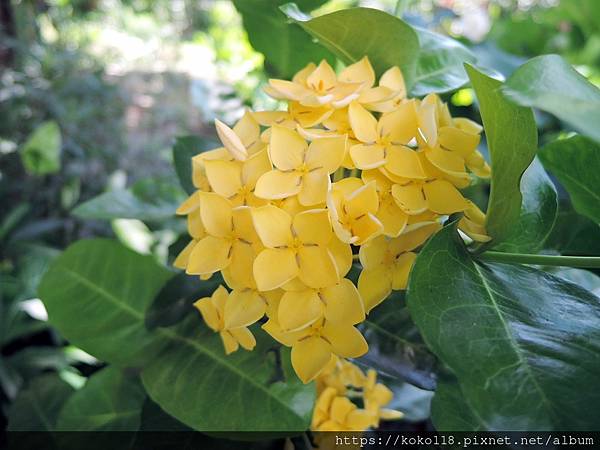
[58, 266, 302, 423]
[472, 262, 557, 424]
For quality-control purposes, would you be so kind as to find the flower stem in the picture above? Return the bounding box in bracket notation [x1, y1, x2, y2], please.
[478, 252, 600, 269]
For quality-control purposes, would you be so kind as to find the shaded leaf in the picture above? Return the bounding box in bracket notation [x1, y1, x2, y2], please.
[20, 121, 61, 175]
[72, 177, 185, 222]
[545, 207, 600, 256]
[282, 5, 419, 85]
[233, 0, 335, 79]
[408, 223, 600, 430]
[142, 318, 315, 433]
[38, 239, 175, 366]
[492, 158, 557, 253]
[502, 55, 600, 143]
[411, 27, 476, 96]
[539, 135, 600, 223]
[7, 374, 74, 431]
[466, 64, 538, 245]
[56, 367, 145, 431]
[431, 374, 483, 432]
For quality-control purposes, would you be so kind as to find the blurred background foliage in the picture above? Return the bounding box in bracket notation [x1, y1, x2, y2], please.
[1, 0, 599, 432]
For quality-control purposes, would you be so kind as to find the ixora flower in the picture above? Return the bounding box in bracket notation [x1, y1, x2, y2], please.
[174, 55, 493, 432]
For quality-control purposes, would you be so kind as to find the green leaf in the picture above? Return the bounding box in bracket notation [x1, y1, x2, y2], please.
[142, 318, 315, 432]
[539, 135, 600, 223]
[38, 239, 174, 366]
[172, 136, 217, 195]
[56, 367, 146, 431]
[8, 374, 74, 431]
[411, 27, 476, 96]
[73, 177, 186, 222]
[282, 5, 419, 86]
[466, 64, 538, 245]
[408, 223, 600, 430]
[234, 1, 335, 79]
[501, 55, 600, 143]
[360, 293, 437, 391]
[20, 121, 62, 175]
[492, 158, 557, 253]
[431, 375, 483, 432]
[545, 207, 600, 256]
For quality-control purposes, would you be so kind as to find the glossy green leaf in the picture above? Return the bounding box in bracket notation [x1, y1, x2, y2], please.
[8, 374, 74, 431]
[539, 135, 600, 223]
[73, 177, 186, 222]
[411, 27, 476, 96]
[234, 1, 335, 79]
[466, 64, 538, 245]
[431, 375, 483, 432]
[38, 239, 174, 366]
[545, 207, 600, 256]
[172, 136, 217, 195]
[20, 121, 61, 175]
[282, 5, 419, 85]
[142, 318, 315, 432]
[492, 158, 557, 253]
[408, 223, 600, 430]
[360, 293, 437, 391]
[502, 55, 600, 143]
[56, 367, 146, 431]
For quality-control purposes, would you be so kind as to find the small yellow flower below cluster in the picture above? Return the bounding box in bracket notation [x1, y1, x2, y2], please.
[175, 56, 492, 431]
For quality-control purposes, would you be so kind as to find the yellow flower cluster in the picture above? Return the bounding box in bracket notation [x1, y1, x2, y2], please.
[174, 56, 491, 429]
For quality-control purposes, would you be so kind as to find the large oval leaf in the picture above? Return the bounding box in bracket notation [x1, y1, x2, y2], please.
[539, 135, 600, 224]
[501, 55, 600, 143]
[282, 5, 419, 86]
[408, 223, 600, 430]
[142, 317, 315, 432]
[38, 239, 174, 366]
[492, 158, 557, 253]
[411, 28, 476, 97]
[430, 375, 483, 432]
[466, 64, 538, 246]
[233, 0, 335, 79]
[56, 367, 146, 431]
[7, 374, 74, 431]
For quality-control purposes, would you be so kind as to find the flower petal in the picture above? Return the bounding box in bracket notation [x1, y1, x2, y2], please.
[233, 111, 261, 154]
[262, 319, 310, 346]
[377, 100, 418, 144]
[349, 143, 386, 169]
[229, 327, 256, 351]
[293, 209, 332, 246]
[228, 240, 256, 287]
[298, 168, 329, 206]
[242, 149, 272, 189]
[220, 331, 239, 354]
[194, 297, 220, 331]
[358, 268, 392, 312]
[348, 101, 378, 143]
[215, 119, 247, 161]
[439, 126, 480, 157]
[268, 79, 309, 101]
[173, 239, 196, 270]
[425, 146, 467, 177]
[289, 102, 333, 128]
[378, 198, 408, 237]
[391, 251, 417, 290]
[379, 66, 406, 96]
[186, 236, 231, 275]
[305, 136, 347, 174]
[423, 179, 469, 214]
[224, 290, 266, 329]
[322, 279, 365, 325]
[176, 192, 200, 215]
[269, 125, 306, 170]
[253, 248, 298, 291]
[251, 205, 293, 248]
[339, 56, 375, 87]
[345, 180, 379, 217]
[358, 235, 387, 269]
[279, 289, 324, 332]
[417, 97, 438, 148]
[352, 213, 384, 245]
[199, 192, 233, 237]
[306, 60, 337, 91]
[391, 183, 428, 215]
[204, 159, 242, 198]
[328, 236, 353, 277]
[297, 246, 339, 288]
[254, 170, 302, 200]
[292, 336, 331, 383]
[321, 323, 368, 358]
[385, 145, 426, 179]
